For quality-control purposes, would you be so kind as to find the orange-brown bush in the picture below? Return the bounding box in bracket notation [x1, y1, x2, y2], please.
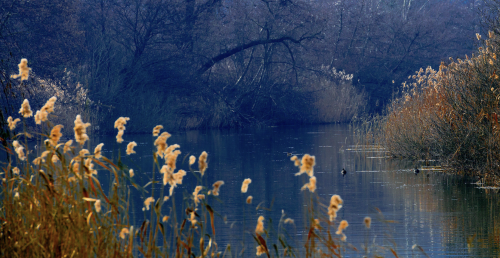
[384, 31, 500, 184]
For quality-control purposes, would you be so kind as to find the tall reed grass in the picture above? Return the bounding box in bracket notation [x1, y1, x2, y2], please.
[383, 31, 500, 185]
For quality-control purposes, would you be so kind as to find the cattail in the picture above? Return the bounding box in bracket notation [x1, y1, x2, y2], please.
[49, 125, 63, 146]
[246, 196, 253, 204]
[95, 200, 102, 212]
[129, 169, 134, 177]
[301, 176, 317, 192]
[11, 59, 30, 81]
[144, 197, 155, 210]
[74, 115, 91, 145]
[211, 180, 224, 196]
[284, 218, 294, 224]
[154, 132, 171, 158]
[198, 151, 208, 176]
[364, 217, 371, 229]
[114, 117, 129, 131]
[189, 155, 196, 165]
[241, 178, 252, 193]
[255, 216, 265, 234]
[336, 220, 349, 235]
[94, 143, 104, 159]
[119, 228, 129, 239]
[19, 99, 33, 118]
[152, 125, 163, 136]
[64, 140, 73, 153]
[7, 117, 21, 131]
[126, 141, 137, 155]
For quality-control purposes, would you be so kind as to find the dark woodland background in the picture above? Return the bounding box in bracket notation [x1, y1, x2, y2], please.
[0, 0, 484, 133]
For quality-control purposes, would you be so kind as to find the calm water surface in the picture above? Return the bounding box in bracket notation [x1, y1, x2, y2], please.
[94, 124, 500, 257]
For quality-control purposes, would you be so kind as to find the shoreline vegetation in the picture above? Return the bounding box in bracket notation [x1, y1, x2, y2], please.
[0, 95, 423, 257]
[364, 30, 500, 186]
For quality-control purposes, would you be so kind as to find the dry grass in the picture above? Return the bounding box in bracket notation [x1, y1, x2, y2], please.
[383, 31, 500, 185]
[0, 94, 411, 257]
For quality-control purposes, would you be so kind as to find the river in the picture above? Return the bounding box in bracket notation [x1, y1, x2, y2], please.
[92, 123, 500, 257]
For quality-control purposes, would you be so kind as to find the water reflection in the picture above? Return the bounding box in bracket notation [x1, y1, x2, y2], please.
[92, 124, 500, 257]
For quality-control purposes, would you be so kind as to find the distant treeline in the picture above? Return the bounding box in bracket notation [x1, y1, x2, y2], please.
[0, 0, 478, 132]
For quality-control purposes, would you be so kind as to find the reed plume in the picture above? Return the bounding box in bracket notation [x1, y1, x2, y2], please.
[198, 151, 208, 176]
[49, 125, 63, 146]
[19, 99, 33, 118]
[328, 194, 343, 221]
[154, 132, 171, 158]
[7, 116, 21, 130]
[94, 143, 104, 159]
[129, 169, 134, 177]
[64, 140, 73, 153]
[144, 197, 155, 210]
[255, 216, 265, 234]
[211, 180, 224, 196]
[119, 228, 130, 239]
[126, 141, 137, 155]
[152, 125, 163, 136]
[364, 217, 371, 229]
[11, 58, 30, 81]
[74, 115, 91, 145]
[301, 176, 317, 192]
[246, 196, 253, 204]
[241, 178, 252, 193]
[336, 220, 349, 235]
[189, 155, 196, 165]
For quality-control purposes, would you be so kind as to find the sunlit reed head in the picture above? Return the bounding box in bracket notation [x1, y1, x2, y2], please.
[189, 155, 196, 165]
[162, 216, 169, 222]
[364, 217, 371, 229]
[336, 220, 348, 235]
[256, 245, 265, 256]
[193, 186, 203, 206]
[301, 176, 317, 192]
[154, 132, 171, 158]
[116, 130, 124, 143]
[41, 96, 57, 114]
[241, 178, 252, 193]
[119, 228, 130, 239]
[144, 197, 155, 210]
[284, 218, 294, 224]
[152, 125, 163, 136]
[173, 169, 186, 185]
[79, 149, 90, 157]
[7, 117, 21, 131]
[165, 146, 181, 171]
[51, 154, 59, 163]
[12, 167, 20, 175]
[328, 194, 343, 221]
[290, 155, 301, 167]
[255, 216, 265, 234]
[129, 169, 134, 178]
[11, 58, 30, 81]
[114, 117, 130, 131]
[12, 141, 26, 161]
[74, 115, 91, 145]
[246, 196, 253, 204]
[211, 180, 224, 196]
[49, 125, 63, 146]
[198, 151, 208, 176]
[94, 143, 104, 159]
[64, 140, 73, 153]
[126, 141, 137, 155]
[19, 99, 33, 118]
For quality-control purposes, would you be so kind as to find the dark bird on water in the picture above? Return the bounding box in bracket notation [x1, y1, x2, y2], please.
[341, 168, 347, 177]
[414, 167, 420, 175]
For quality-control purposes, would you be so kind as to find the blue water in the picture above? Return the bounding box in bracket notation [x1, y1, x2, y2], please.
[87, 124, 500, 257]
